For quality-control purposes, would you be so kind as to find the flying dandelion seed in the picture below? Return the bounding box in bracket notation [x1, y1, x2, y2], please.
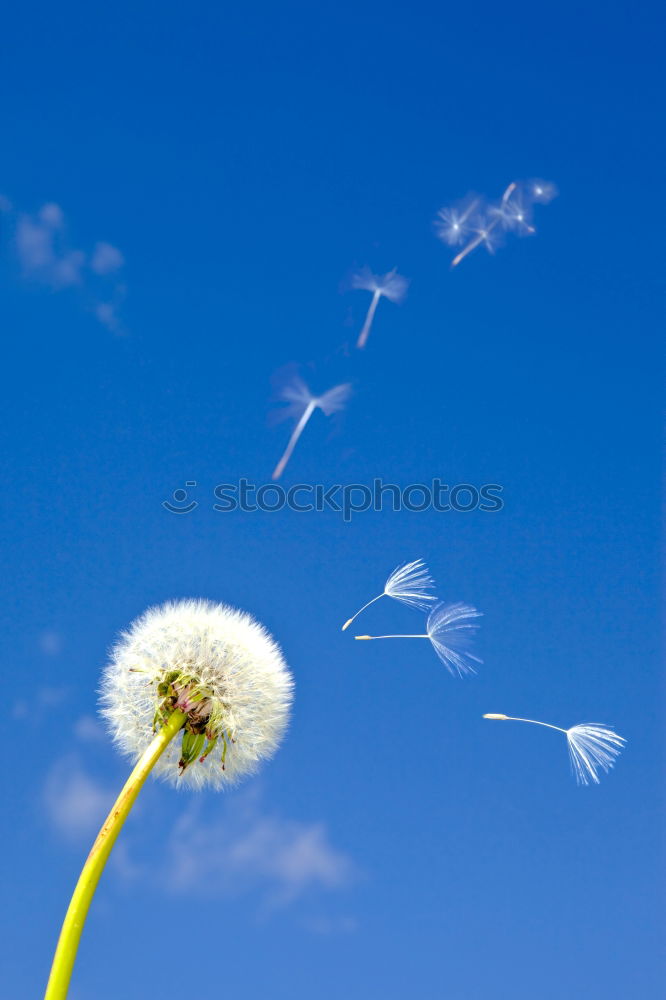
[341, 558, 436, 631]
[355, 600, 482, 676]
[350, 266, 409, 349]
[450, 182, 515, 267]
[528, 178, 558, 203]
[435, 197, 480, 246]
[437, 179, 557, 267]
[491, 192, 535, 236]
[483, 714, 626, 785]
[270, 373, 351, 480]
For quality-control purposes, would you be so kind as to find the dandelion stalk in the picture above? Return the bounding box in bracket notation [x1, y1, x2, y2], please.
[44, 709, 187, 1000]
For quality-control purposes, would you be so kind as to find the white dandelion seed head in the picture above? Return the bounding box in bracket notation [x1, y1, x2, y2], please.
[384, 558, 437, 610]
[426, 602, 483, 676]
[566, 723, 626, 786]
[100, 599, 294, 791]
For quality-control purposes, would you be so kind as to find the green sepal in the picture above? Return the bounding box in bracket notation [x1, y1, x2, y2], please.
[179, 731, 206, 770]
[199, 736, 218, 763]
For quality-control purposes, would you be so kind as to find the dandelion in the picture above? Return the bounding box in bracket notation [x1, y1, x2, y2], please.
[350, 266, 409, 349]
[44, 599, 293, 999]
[271, 374, 351, 480]
[355, 600, 482, 676]
[341, 558, 436, 631]
[482, 714, 625, 785]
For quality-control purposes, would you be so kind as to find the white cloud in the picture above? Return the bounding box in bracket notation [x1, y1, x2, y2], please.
[1, 194, 126, 331]
[13, 684, 67, 720]
[39, 630, 63, 655]
[43, 755, 114, 840]
[122, 791, 357, 909]
[90, 241, 124, 275]
[15, 206, 84, 288]
[74, 714, 106, 742]
[95, 300, 123, 333]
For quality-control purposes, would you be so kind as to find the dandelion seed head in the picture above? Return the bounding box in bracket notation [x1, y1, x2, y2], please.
[426, 602, 482, 676]
[384, 559, 437, 610]
[566, 724, 626, 786]
[100, 599, 294, 790]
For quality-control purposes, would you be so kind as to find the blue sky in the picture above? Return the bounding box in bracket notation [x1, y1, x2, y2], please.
[1, 1, 663, 997]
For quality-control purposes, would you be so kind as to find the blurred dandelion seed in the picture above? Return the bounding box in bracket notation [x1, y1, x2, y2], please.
[438, 179, 557, 267]
[482, 714, 626, 785]
[271, 375, 351, 480]
[435, 197, 480, 246]
[341, 558, 436, 631]
[451, 182, 515, 267]
[355, 600, 482, 676]
[529, 178, 558, 203]
[350, 266, 409, 349]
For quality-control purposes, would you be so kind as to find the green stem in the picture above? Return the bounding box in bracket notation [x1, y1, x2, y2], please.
[44, 709, 187, 1000]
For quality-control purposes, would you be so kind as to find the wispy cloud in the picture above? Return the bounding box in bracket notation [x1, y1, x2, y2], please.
[39, 630, 64, 656]
[13, 683, 68, 721]
[43, 754, 115, 840]
[0, 195, 126, 331]
[90, 241, 124, 276]
[73, 714, 106, 743]
[163, 796, 356, 908]
[112, 789, 357, 912]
